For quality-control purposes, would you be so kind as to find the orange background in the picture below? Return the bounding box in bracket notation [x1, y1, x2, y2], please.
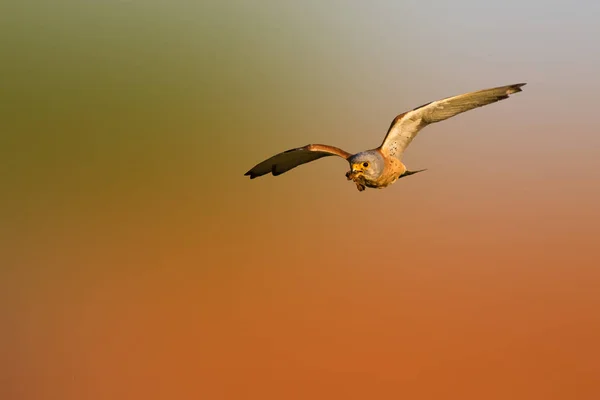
[2, 1, 600, 399]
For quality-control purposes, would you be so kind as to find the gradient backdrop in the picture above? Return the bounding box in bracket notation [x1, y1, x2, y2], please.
[2, 1, 600, 399]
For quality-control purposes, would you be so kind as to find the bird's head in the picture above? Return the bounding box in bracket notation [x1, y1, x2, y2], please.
[346, 150, 385, 183]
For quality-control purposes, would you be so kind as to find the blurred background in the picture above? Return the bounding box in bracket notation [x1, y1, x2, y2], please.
[2, 0, 599, 399]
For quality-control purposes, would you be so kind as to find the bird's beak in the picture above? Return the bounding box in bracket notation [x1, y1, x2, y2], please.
[346, 164, 362, 180]
[351, 163, 364, 173]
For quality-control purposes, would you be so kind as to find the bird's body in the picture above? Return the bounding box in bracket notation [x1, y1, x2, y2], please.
[245, 83, 526, 192]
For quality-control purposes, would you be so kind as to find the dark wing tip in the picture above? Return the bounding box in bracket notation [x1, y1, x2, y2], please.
[244, 170, 258, 179]
[271, 164, 282, 176]
[508, 83, 527, 93]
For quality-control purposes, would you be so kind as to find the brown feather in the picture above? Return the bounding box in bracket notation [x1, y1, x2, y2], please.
[244, 144, 351, 179]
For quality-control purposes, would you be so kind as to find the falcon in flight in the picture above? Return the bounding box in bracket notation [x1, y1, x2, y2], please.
[245, 83, 526, 191]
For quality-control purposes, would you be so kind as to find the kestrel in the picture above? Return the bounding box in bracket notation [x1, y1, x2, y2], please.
[245, 83, 526, 191]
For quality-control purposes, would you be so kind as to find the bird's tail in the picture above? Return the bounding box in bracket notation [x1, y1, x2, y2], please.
[400, 169, 427, 179]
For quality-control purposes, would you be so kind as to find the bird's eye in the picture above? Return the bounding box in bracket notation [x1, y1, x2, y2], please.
[363, 162, 369, 168]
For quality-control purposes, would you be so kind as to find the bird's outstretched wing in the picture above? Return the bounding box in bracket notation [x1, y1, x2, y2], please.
[244, 144, 352, 179]
[380, 83, 526, 159]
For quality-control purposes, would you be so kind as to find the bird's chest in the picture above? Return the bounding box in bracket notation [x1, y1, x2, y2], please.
[374, 158, 406, 187]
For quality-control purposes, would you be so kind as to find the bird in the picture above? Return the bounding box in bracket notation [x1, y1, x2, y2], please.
[244, 83, 526, 192]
